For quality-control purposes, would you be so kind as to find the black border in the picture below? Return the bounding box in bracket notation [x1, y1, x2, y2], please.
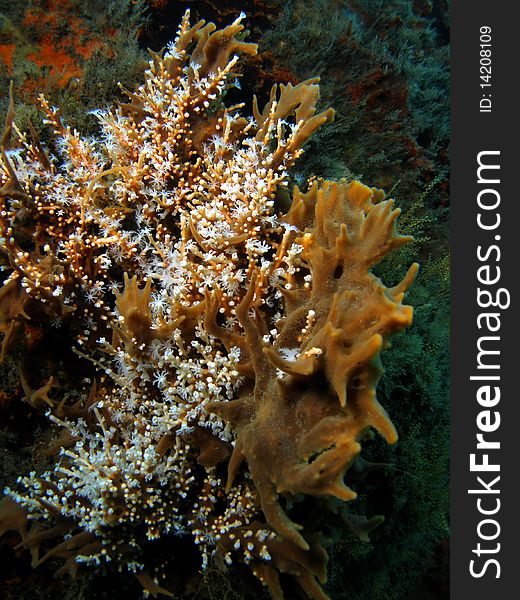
[451, 2, 518, 597]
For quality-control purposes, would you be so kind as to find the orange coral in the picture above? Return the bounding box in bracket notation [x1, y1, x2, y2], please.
[0, 0, 120, 95]
[0, 11, 416, 600]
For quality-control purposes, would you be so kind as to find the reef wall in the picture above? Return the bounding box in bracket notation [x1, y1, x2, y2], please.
[0, 3, 449, 600]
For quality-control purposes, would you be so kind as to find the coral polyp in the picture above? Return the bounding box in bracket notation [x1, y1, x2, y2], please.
[0, 11, 417, 600]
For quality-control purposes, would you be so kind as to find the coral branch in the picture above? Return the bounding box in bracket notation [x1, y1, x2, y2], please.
[0, 11, 416, 600]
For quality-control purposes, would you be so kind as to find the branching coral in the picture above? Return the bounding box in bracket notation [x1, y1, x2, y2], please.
[0, 11, 416, 600]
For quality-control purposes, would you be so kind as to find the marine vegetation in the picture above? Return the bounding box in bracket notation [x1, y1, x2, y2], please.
[0, 11, 418, 600]
[0, 0, 147, 134]
[262, 0, 450, 212]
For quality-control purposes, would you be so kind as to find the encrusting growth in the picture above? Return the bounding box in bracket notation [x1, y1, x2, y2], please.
[0, 11, 417, 600]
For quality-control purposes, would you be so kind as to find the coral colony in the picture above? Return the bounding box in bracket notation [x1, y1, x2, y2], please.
[0, 12, 418, 600]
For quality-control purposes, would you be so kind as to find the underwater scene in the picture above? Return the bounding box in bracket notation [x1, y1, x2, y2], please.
[0, 1, 449, 599]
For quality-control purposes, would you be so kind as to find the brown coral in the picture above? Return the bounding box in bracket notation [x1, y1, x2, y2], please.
[0, 11, 417, 600]
[207, 180, 418, 597]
